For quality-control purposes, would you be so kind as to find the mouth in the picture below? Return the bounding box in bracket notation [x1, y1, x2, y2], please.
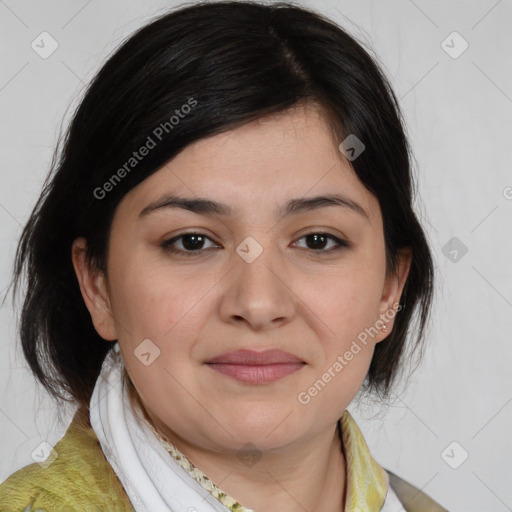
[205, 349, 306, 385]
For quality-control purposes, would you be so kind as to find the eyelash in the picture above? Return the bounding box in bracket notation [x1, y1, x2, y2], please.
[161, 231, 349, 257]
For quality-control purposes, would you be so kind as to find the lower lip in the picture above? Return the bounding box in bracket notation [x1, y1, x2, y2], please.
[206, 363, 304, 384]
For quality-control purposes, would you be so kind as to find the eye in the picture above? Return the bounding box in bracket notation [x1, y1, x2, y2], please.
[161, 231, 349, 257]
[161, 232, 220, 256]
[292, 232, 348, 252]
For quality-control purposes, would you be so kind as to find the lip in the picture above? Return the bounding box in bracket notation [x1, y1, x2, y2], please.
[206, 349, 304, 365]
[205, 349, 305, 385]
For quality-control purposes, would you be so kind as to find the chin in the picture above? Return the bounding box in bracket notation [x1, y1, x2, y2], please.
[217, 409, 307, 447]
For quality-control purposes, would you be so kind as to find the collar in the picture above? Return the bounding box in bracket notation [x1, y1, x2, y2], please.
[147, 410, 388, 512]
[340, 410, 389, 510]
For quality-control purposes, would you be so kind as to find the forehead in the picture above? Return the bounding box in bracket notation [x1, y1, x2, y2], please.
[172, 105, 343, 181]
[119, 105, 381, 226]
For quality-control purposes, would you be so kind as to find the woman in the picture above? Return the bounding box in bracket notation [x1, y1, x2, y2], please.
[0, 1, 446, 510]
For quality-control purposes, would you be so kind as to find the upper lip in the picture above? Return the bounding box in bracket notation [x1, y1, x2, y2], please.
[206, 349, 304, 365]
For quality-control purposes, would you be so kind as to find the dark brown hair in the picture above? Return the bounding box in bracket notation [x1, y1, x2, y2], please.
[9, 0, 435, 412]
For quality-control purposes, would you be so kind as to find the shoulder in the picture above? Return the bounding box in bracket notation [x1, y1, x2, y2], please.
[386, 470, 449, 512]
[0, 407, 134, 512]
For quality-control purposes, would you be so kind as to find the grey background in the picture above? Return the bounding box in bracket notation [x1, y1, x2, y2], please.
[1, 1, 511, 510]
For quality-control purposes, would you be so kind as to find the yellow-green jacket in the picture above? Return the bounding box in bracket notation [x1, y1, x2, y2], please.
[0, 408, 447, 511]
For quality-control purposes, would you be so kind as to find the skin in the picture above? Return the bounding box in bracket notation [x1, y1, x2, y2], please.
[72, 103, 411, 512]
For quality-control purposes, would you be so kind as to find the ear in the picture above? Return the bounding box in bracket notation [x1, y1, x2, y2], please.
[375, 247, 412, 343]
[71, 237, 117, 341]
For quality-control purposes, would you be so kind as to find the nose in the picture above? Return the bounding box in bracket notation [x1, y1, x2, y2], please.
[218, 245, 296, 331]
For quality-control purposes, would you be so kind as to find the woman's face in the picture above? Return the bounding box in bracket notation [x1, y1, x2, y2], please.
[74, 104, 410, 452]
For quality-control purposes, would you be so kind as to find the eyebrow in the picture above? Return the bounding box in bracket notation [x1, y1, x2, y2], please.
[138, 193, 369, 222]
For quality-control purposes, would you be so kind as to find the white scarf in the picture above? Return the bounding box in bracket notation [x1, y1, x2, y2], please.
[89, 344, 234, 512]
[89, 344, 402, 512]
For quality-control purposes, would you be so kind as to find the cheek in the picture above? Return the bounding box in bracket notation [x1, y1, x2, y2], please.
[107, 258, 225, 402]
[296, 254, 385, 401]
[111, 263, 214, 424]
[108, 254, 207, 341]
[301, 263, 383, 342]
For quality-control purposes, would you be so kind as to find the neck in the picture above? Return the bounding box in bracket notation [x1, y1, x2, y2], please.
[146, 409, 346, 512]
